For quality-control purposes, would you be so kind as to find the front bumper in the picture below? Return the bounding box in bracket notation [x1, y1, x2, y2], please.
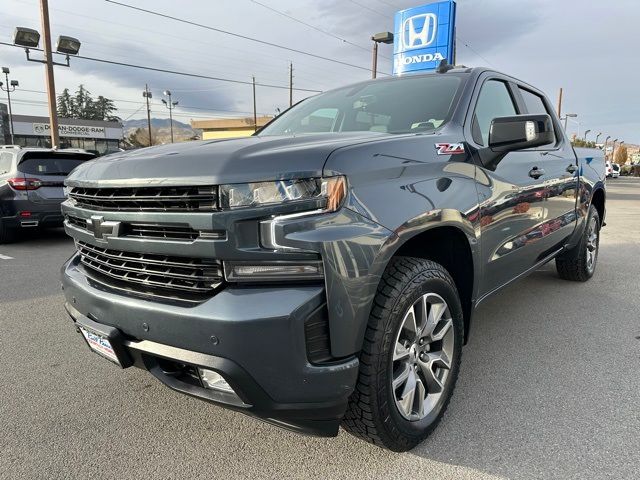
[62, 254, 359, 436]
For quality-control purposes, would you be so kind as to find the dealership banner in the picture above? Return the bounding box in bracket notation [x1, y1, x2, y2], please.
[393, 0, 456, 75]
[32, 123, 107, 138]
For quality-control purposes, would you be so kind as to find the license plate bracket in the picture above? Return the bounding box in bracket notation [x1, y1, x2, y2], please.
[75, 317, 132, 368]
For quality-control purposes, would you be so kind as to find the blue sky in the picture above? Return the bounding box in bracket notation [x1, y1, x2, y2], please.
[1, 0, 639, 143]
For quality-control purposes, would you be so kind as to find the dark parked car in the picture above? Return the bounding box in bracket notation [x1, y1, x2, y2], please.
[60, 67, 605, 451]
[0, 146, 95, 243]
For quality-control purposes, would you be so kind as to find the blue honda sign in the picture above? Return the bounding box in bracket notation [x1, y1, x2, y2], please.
[393, 1, 456, 75]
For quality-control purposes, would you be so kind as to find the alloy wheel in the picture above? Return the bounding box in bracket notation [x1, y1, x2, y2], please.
[585, 216, 599, 273]
[392, 293, 455, 421]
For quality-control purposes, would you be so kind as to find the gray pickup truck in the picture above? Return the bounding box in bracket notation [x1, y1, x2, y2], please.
[61, 66, 605, 451]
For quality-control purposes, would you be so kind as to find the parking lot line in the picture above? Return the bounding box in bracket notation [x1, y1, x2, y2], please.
[0, 253, 14, 260]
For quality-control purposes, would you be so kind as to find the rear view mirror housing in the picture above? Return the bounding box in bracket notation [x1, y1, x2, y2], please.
[479, 114, 555, 169]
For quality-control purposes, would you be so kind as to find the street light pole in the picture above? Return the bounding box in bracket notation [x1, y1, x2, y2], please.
[595, 132, 602, 145]
[562, 113, 577, 131]
[0, 67, 19, 144]
[371, 32, 394, 80]
[371, 41, 378, 79]
[583, 129, 591, 142]
[252, 75, 257, 132]
[162, 90, 178, 143]
[40, 0, 59, 147]
[604, 135, 611, 158]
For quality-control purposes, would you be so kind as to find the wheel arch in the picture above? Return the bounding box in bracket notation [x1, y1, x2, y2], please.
[590, 187, 606, 226]
[377, 216, 479, 344]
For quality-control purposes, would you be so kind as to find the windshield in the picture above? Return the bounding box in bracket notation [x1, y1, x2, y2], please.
[259, 75, 461, 136]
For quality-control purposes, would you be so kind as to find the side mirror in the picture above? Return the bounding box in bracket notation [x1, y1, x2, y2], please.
[479, 114, 555, 169]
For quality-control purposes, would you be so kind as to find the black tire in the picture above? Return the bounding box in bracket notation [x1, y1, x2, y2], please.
[556, 205, 600, 282]
[0, 220, 17, 244]
[342, 257, 463, 451]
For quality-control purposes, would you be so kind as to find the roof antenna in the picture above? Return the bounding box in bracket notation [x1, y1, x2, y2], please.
[436, 59, 454, 73]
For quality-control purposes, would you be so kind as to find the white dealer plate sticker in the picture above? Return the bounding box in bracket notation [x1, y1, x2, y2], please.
[78, 326, 121, 366]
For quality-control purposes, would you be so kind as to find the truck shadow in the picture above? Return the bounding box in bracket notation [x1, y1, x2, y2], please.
[402, 256, 636, 478]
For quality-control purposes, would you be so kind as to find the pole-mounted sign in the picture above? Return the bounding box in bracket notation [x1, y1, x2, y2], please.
[393, 0, 456, 75]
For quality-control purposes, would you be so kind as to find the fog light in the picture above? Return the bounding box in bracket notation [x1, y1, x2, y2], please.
[198, 368, 234, 393]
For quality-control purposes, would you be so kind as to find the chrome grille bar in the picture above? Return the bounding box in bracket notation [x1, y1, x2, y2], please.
[68, 185, 218, 212]
[77, 241, 223, 294]
[66, 215, 223, 242]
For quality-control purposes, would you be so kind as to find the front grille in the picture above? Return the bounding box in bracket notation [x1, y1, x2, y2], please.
[77, 241, 223, 295]
[127, 224, 202, 240]
[66, 215, 224, 242]
[66, 215, 87, 229]
[68, 185, 218, 212]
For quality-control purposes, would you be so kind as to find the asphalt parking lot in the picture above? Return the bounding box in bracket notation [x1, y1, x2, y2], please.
[1, 178, 638, 480]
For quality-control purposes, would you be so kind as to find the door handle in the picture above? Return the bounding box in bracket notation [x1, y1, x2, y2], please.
[528, 167, 545, 179]
[566, 164, 578, 174]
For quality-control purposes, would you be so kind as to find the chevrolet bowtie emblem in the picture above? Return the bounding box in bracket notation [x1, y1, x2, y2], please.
[86, 215, 121, 241]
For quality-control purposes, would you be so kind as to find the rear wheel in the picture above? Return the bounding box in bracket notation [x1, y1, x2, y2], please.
[0, 219, 17, 244]
[342, 257, 463, 451]
[556, 205, 600, 282]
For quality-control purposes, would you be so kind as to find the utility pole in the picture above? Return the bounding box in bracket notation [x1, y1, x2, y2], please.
[40, 0, 59, 148]
[556, 87, 563, 118]
[142, 84, 153, 146]
[252, 75, 257, 132]
[289, 63, 293, 108]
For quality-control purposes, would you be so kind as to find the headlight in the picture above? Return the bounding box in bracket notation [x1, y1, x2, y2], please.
[219, 176, 346, 211]
[63, 185, 72, 198]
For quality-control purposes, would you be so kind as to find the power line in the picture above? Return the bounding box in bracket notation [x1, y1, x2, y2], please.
[372, 0, 399, 8]
[2, 4, 347, 89]
[0, 41, 322, 93]
[104, 0, 388, 76]
[456, 36, 497, 68]
[347, 0, 389, 18]
[16, 87, 271, 116]
[247, 0, 391, 61]
[122, 103, 146, 121]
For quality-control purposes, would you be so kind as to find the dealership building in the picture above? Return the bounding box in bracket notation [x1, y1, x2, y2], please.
[0, 104, 123, 155]
[191, 116, 273, 140]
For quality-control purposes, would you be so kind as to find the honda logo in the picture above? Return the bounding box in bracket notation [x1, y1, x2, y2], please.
[86, 215, 121, 241]
[401, 13, 437, 50]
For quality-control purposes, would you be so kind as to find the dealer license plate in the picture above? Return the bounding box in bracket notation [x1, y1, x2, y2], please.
[78, 325, 122, 367]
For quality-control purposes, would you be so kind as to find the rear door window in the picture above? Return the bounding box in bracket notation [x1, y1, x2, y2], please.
[518, 87, 558, 145]
[18, 156, 91, 176]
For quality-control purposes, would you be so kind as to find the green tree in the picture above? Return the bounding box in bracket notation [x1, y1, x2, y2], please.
[72, 85, 92, 118]
[93, 96, 120, 122]
[55, 85, 119, 121]
[56, 88, 73, 118]
[571, 138, 596, 148]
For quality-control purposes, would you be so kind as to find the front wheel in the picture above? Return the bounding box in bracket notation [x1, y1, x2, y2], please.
[556, 205, 600, 281]
[342, 257, 463, 451]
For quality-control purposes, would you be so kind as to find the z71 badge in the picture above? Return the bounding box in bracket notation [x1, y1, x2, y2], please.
[435, 143, 465, 155]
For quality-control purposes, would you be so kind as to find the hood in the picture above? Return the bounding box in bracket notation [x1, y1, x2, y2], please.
[65, 133, 390, 187]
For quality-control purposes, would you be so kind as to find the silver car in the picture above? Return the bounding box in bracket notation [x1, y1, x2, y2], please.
[0, 145, 95, 243]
